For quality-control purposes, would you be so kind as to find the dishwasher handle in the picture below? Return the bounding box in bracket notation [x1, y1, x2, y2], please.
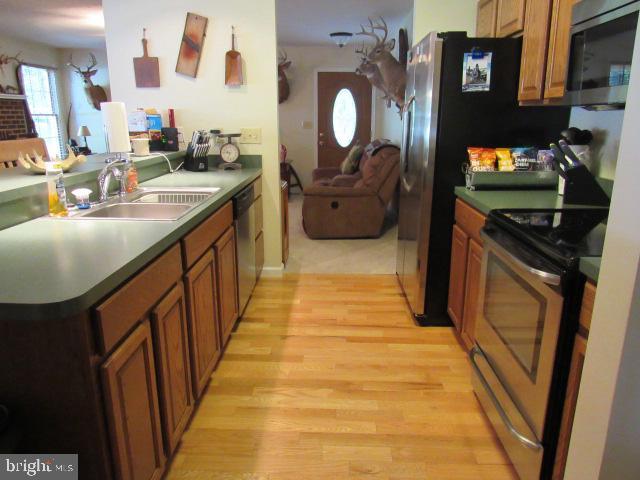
[234, 185, 255, 217]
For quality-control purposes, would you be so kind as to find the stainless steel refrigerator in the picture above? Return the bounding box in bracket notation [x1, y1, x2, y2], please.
[396, 32, 570, 326]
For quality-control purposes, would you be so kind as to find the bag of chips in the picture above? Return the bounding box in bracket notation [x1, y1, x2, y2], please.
[496, 148, 515, 171]
[467, 147, 496, 171]
[511, 147, 538, 171]
[536, 150, 555, 171]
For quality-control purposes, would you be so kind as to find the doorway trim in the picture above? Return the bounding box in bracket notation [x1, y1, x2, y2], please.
[313, 67, 377, 170]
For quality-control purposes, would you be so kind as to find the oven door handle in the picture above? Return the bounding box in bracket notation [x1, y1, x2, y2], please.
[469, 347, 543, 451]
[480, 230, 562, 286]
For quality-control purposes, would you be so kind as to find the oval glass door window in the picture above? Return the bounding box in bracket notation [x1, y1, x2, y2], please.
[332, 88, 357, 147]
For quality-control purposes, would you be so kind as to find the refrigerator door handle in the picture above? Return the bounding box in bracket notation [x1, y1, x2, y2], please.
[401, 95, 416, 174]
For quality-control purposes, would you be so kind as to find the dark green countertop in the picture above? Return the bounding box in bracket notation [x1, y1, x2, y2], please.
[0, 167, 261, 320]
[454, 186, 602, 282]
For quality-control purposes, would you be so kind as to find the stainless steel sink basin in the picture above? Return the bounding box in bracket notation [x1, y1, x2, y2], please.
[64, 187, 222, 221]
[78, 203, 193, 220]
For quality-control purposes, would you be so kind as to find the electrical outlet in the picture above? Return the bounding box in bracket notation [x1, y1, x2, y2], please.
[240, 128, 262, 144]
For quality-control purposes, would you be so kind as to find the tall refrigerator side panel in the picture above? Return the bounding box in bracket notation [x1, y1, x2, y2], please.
[396, 32, 443, 319]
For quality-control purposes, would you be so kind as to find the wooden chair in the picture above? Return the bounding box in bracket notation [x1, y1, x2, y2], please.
[0, 138, 49, 169]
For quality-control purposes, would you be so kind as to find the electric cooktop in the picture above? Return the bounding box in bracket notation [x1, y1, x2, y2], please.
[486, 208, 609, 267]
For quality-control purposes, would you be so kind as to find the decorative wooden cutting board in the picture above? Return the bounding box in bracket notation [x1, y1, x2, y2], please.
[134, 28, 160, 88]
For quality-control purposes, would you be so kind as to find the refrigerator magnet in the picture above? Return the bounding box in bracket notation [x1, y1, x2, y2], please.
[462, 51, 492, 92]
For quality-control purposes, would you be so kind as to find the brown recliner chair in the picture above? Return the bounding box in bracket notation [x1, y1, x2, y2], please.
[302, 145, 400, 239]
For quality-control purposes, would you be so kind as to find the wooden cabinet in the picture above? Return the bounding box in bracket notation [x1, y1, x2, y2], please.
[255, 177, 265, 279]
[281, 180, 289, 265]
[184, 250, 222, 399]
[215, 226, 239, 347]
[150, 282, 194, 455]
[497, 0, 527, 37]
[447, 199, 487, 350]
[102, 321, 166, 480]
[552, 281, 595, 479]
[518, 0, 577, 101]
[477, 0, 498, 37]
[544, 0, 578, 98]
[447, 224, 469, 331]
[460, 239, 483, 350]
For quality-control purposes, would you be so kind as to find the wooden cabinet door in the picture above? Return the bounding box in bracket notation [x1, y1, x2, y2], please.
[256, 232, 265, 280]
[544, 0, 577, 99]
[447, 224, 469, 331]
[281, 182, 289, 265]
[461, 239, 483, 350]
[184, 250, 221, 399]
[497, 0, 527, 37]
[518, 0, 553, 101]
[477, 0, 498, 37]
[215, 226, 240, 347]
[102, 321, 165, 480]
[552, 333, 587, 479]
[151, 282, 194, 455]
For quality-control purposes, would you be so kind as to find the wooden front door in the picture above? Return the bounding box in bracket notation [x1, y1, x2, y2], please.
[317, 72, 372, 168]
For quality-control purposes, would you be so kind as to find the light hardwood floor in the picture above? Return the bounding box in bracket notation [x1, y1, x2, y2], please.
[166, 274, 517, 479]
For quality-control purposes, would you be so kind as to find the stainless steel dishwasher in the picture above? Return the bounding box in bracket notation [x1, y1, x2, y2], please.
[233, 184, 257, 315]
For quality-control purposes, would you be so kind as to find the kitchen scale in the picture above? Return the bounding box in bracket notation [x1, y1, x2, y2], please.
[218, 133, 242, 170]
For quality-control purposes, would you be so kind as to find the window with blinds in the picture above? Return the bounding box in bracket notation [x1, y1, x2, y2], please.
[20, 65, 64, 159]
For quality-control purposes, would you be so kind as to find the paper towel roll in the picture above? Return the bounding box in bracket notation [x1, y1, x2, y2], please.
[101, 102, 131, 153]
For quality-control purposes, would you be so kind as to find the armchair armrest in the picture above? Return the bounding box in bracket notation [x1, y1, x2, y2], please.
[303, 185, 376, 197]
[312, 167, 341, 183]
[330, 172, 362, 187]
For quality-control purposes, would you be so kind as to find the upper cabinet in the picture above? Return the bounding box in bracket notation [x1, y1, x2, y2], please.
[496, 0, 527, 37]
[477, 0, 498, 37]
[518, 0, 578, 102]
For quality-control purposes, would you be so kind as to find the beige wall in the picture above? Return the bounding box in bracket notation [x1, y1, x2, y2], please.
[564, 29, 640, 479]
[413, 0, 477, 43]
[0, 33, 59, 89]
[102, 0, 282, 270]
[57, 48, 110, 154]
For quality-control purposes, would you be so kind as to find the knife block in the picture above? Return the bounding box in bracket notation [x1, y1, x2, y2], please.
[560, 164, 610, 206]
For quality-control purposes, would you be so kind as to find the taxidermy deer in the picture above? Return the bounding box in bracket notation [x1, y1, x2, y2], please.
[355, 43, 392, 108]
[0, 50, 21, 74]
[67, 53, 108, 111]
[357, 17, 406, 109]
[278, 50, 291, 104]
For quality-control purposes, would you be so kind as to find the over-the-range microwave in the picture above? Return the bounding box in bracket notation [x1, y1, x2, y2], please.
[563, 0, 639, 109]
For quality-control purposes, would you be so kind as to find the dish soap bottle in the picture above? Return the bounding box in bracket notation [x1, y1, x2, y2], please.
[46, 162, 68, 217]
[126, 161, 138, 193]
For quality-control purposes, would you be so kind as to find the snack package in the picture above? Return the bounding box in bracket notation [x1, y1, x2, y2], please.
[511, 147, 538, 171]
[536, 150, 555, 171]
[467, 147, 496, 171]
[496, 148, 515, 171]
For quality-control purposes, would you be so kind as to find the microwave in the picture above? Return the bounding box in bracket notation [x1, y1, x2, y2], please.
[564, 0, 639, 109]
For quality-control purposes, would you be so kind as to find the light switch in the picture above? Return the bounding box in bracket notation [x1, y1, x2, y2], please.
[240, 128, 262, 144]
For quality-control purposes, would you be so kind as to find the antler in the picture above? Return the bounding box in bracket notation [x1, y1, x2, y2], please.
[278, 50, 288, 65]
[357, 19, 383, 47]
[88, 53, 98, 71]
[67, 54, 82, 72]
[371, 17, 388, 45]
[355, 43, 369, 58]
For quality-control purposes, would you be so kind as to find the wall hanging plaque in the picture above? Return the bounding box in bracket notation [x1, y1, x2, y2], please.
[176, 12, 208, 78]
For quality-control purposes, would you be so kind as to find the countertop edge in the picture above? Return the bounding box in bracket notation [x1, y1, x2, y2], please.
[0, 169, 262, 320]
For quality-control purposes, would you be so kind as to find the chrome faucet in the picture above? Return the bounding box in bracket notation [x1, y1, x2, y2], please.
[98, 158, 128, 202]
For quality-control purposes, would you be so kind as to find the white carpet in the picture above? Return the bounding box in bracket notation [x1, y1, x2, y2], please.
[284, 194, 398, 274]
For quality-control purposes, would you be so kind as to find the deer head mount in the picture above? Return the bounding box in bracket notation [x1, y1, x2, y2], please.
[356, 17, 406, 110]
[278, 50, 291, 104]
[0, 49, 21, 74]
[355, 43, 392, 108]
[67, 53, 108, 110]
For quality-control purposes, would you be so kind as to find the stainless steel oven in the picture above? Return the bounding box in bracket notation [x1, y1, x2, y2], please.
[471, 227, 564, 480]
[564, 0, 639, 108]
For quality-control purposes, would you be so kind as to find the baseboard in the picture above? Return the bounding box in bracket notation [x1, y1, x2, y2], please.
[260, 265, 284, 277]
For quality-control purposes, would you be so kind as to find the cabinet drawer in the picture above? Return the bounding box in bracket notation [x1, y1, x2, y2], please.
[181, 202, 233, 269]
[255, 195, 263, 237]
[95, 243, 183, 355]
[454, 199, 487, 244]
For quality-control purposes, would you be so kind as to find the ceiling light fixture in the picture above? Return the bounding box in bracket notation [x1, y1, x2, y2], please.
[330, 32, 353, 48]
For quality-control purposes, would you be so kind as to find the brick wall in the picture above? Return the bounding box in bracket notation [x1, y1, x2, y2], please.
[0, 98, 28, 140]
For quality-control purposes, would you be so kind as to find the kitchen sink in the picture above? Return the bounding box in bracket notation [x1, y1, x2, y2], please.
[65, 187, 221, 221]
[77, 203, 193, 220]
